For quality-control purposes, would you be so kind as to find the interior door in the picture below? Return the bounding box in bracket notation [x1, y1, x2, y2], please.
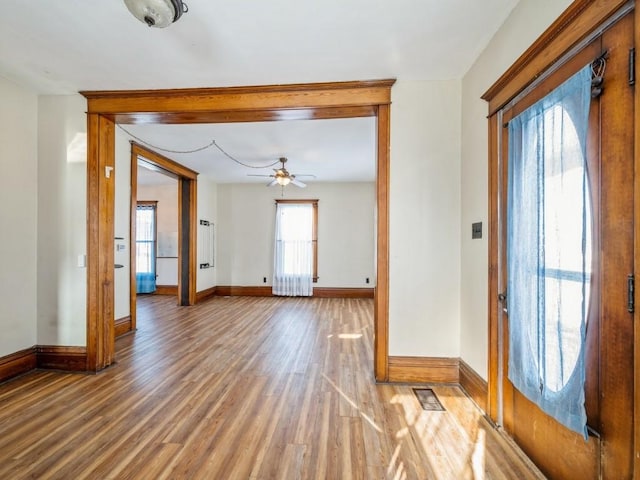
[496, 12, 634, 480]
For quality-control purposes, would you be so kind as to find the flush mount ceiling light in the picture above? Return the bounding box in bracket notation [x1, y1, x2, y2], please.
[124, 0, 188, 28]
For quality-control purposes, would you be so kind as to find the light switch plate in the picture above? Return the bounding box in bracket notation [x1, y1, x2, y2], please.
[472, 222, 482, 239]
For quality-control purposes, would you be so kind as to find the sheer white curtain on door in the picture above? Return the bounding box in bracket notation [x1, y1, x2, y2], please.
[507, 65, 592, 438]
[273, 203, 313, 296]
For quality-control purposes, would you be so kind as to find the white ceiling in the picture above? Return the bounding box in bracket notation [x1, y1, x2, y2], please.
[1, 0, 519, 184]
[127, 117, 377, 185]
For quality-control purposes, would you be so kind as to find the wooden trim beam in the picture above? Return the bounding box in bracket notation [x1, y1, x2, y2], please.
[81, 80, 394, 118]
[132, 143, 199, 180]
[129, 148, 138, 332]
[177, 178, 197, 306]
[104, 106, 379, 125]
[86, 114, 115, 372]
[375, 104, 391, 382]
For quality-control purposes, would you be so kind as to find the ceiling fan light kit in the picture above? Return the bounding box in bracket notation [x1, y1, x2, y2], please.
[276, 176, 291, 186]
[124, 0, 188, 28]
[248, 157, 315, 189]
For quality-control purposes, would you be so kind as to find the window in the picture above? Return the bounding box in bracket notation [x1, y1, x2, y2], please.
[272, 200, 318, 296]
[136, 201, 157, 294]
[506, 65, 592, 437]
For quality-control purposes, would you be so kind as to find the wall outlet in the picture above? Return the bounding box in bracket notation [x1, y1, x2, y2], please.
[366, 277, 370, 284]
[263, 277, 267, 283]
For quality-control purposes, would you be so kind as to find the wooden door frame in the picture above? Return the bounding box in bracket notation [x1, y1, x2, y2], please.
[130, 142, 199, 332]
[483, 0, 637, 477]
[82, 79, 395, 380]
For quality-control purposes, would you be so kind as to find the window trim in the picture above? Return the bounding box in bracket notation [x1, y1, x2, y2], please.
[275, 199, 318, 282]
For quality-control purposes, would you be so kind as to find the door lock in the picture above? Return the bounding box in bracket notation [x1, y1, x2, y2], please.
[498, 292, 508, 314]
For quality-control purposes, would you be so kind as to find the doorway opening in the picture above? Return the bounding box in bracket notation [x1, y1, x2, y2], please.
[82, 80, 394, 379]
[127, 142, 199, 334]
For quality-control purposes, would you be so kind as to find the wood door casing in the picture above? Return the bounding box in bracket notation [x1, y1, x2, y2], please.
[597, 13, 634, 477]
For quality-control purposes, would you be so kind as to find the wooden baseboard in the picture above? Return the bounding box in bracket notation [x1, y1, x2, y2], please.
[313, 288, 374, 299]
[215, 286, 272, 297]
[0, 347, 37, 383]
[388, 356, 460, 383]
[196, 286, 217, 303]
[115, 315, 133, 337]
[213, 286, 374, 299]
[0, 345, 89, 382]
[36, 346, 87, 372]
[153, 285, 178, 295]
[459, 359, 488, 412]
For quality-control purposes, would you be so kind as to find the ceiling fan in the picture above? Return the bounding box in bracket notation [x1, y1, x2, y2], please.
[249, 157, 315, 188]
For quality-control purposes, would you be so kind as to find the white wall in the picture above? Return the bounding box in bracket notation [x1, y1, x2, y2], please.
[216, 182, 375, 288]
[0, 77, 38, 356]
[138, 181, 178, 286]
[197, 176, 218, 291]
[37, 94, 87, 346]
[460, 0, 573, 378]
[388, 80, 462, 358]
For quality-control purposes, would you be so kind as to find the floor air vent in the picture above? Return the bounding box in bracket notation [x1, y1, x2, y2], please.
[413, 388, 445, 411]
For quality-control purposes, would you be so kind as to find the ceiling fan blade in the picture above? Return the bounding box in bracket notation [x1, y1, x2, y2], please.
[292, 174, 316, 178]
[247, 174, 272, 177]
[267, 179, 279, 187]
[291, 178, 307, 188]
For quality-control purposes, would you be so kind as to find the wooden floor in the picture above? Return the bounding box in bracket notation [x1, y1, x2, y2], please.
[0, 296, 544, 479]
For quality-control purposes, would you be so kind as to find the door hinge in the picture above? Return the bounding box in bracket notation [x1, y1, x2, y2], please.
[629, 48, 636, 86]
[627, 274, 635, 313]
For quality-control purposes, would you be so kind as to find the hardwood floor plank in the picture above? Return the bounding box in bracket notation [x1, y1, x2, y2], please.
[0, 296, 544, 479]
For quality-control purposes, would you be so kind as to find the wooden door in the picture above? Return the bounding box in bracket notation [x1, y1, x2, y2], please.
[496, 13, 634, 480]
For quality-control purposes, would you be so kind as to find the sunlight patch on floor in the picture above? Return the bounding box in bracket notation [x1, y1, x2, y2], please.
[321, 373, 382, 433]
[338, 333, 363, 339]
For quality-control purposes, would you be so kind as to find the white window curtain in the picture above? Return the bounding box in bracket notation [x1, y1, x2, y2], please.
[507, 64, 592, 438]
[273, 203, 313, 297]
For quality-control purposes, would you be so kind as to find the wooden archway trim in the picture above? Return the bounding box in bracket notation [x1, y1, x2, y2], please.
[83, 78, 395, 379]
[132, 142, 198, 179]
[129, 142, 199, 334]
